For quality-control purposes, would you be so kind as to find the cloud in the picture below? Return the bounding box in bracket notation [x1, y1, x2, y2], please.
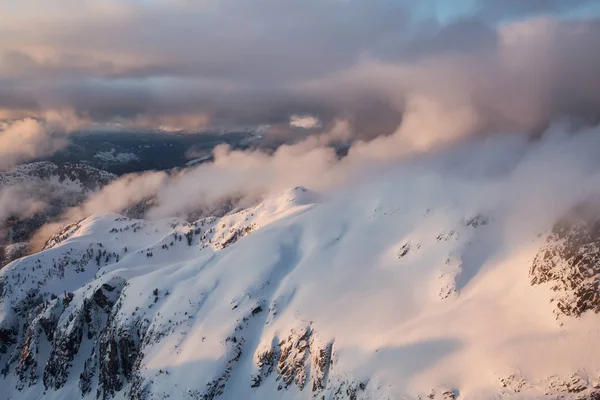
[122, 119, 600, 222]
[0, 185, 47, 222]
[6, 1, 600, 246]
[31, 170, 168, 249]
[0, 2, 597, 148]
[0, 118, 69, 171]
[36, 120, 600, 242]
[75, 171, 169, 218]
[146, 142, 343, 219]
[0, 184, 48, 243]
[289, 115, 321, 129]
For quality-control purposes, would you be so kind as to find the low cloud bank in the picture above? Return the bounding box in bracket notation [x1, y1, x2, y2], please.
[30, 121, 600, 250]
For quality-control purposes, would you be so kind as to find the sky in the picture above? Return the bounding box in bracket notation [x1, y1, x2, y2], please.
[1, 0, 600, 165]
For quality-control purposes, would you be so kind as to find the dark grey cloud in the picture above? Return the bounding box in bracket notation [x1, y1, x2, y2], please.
[1, 0, 410, 82]
[0, 1, 599, 144]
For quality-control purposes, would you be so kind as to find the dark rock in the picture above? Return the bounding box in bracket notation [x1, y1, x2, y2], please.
[531, 208, 600, 318]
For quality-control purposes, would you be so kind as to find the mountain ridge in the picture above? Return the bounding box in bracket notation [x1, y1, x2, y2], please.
[1, 176, 600, 400]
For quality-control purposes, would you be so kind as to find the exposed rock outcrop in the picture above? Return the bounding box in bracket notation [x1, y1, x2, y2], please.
[531, 208, 600, 318]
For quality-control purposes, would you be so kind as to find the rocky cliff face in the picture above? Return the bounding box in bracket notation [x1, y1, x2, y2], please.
[0, 237, 148, 399]
[530, 206, 600, 319]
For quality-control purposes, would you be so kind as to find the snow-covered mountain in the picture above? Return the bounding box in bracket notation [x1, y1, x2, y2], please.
[0, 162, 115, 191]
[2, 159, 600, 399]
[0, 162, 116, 267]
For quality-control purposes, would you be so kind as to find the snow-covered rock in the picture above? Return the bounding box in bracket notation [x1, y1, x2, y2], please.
[531, 204, 600, 320]
[0, 162, 115, 192]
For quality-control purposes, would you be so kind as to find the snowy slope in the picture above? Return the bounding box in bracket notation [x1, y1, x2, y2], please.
[2, 144, 600, 400]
